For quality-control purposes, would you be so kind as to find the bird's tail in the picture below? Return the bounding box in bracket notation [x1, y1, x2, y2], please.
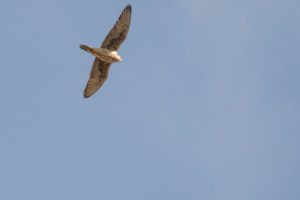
[80, 44, 99, 55]
[80, 44, 91, 51]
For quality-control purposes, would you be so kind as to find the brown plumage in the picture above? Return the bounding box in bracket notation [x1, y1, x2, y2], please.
[80, 4, 132, 98]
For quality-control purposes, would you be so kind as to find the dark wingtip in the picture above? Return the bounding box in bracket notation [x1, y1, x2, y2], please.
[125, 4, 131, 11]
[83, 92, 91, 98]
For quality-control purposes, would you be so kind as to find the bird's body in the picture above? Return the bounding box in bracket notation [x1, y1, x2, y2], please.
[80, 45, 123, 63]
[80, 4, 131, 98]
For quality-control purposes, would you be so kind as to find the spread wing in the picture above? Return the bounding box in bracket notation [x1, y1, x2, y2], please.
[101, 4, 131, 51]
[84, 58, 111, 98]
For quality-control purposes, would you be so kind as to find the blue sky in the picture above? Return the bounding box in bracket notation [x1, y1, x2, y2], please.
[0, 0, 299, 199]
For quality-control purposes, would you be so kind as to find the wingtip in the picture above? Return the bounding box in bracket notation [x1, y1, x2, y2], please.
[83, 94, 91, 98]
[125, 4, 132, 11]
[83, 91, 92, 98]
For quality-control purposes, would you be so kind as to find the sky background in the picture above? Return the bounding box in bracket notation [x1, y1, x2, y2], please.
[0, 0, 300, 199]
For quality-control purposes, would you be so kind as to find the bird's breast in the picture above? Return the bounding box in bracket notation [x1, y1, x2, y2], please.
[96, 48, 122, 63]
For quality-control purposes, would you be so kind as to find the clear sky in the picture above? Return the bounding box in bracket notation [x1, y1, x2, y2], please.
[0, 0, 299, 200]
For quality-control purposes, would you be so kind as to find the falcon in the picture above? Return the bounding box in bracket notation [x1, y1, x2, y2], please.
[80, 4, 132, 98]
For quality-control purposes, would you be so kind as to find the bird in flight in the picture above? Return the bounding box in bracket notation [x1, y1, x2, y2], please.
[80, 4, 132, 98]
